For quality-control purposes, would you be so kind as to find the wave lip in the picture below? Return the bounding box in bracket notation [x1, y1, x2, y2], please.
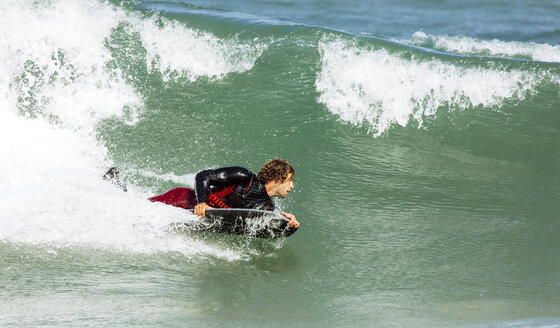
[134, 15, 266, 82]
[316, 37, 553, 136]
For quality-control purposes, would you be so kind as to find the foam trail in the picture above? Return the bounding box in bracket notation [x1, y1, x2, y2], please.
[316, 38, 549, 136]
[0, 109, 241, 260]
[404, 31, 560, 63]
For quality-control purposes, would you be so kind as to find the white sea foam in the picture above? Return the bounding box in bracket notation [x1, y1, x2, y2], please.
[316, 38, 546, 136]
[0, 0, 141, 131]
[137, 18, 265, 82]
[0, 0, 261, 260]
[405, 31, 560, 63]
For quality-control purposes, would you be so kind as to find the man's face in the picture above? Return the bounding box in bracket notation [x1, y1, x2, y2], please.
[276, 174, 294, 198]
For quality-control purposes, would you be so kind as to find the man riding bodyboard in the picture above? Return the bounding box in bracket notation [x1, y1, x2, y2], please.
[147, 159, 299, 228]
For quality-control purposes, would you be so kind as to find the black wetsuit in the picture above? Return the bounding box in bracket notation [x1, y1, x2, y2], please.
[194, 166, 275, 211]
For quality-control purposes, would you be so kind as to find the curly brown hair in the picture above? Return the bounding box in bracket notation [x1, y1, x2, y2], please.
[257, 159, 295, 184]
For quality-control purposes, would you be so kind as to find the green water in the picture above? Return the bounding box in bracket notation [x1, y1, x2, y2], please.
[1, 0, 560, 327]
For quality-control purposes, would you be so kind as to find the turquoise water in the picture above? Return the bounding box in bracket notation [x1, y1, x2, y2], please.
[1, 0, 559, 326]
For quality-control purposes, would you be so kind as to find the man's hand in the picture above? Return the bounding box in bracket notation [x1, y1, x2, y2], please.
[281, 212, 299, 228]
[194, 203, 212, 217]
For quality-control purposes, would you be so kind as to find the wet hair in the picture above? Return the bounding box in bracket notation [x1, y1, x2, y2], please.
[257, 159, 295, 184]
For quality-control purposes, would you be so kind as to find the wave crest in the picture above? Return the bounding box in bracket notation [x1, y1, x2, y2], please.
[316, 38, 549, 136]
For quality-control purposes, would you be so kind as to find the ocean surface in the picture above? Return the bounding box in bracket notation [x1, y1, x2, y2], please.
[1, 0, 559, 327]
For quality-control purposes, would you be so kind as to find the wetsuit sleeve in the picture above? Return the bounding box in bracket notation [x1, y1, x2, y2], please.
[194, 166, 253, 204]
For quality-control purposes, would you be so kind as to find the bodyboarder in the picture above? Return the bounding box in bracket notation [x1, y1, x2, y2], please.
[147, 159, 299, 228]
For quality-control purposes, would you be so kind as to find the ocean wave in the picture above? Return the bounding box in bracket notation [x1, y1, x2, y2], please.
[1, 0, 265, 129]
[316, 37, 554, 136]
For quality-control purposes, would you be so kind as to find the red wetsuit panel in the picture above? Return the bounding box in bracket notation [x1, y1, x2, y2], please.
[148, 187, 197, 209]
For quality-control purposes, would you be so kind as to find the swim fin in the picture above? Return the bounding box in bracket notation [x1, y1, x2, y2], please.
[102, 167, 128, 192]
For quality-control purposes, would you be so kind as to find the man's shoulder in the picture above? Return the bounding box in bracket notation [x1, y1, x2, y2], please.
[208, 166, 256, 183]
[220, 166, 251, 172]
[218, 166, 253, 176]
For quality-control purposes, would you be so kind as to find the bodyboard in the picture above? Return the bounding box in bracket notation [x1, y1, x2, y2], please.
[182, 208, 298, 238]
